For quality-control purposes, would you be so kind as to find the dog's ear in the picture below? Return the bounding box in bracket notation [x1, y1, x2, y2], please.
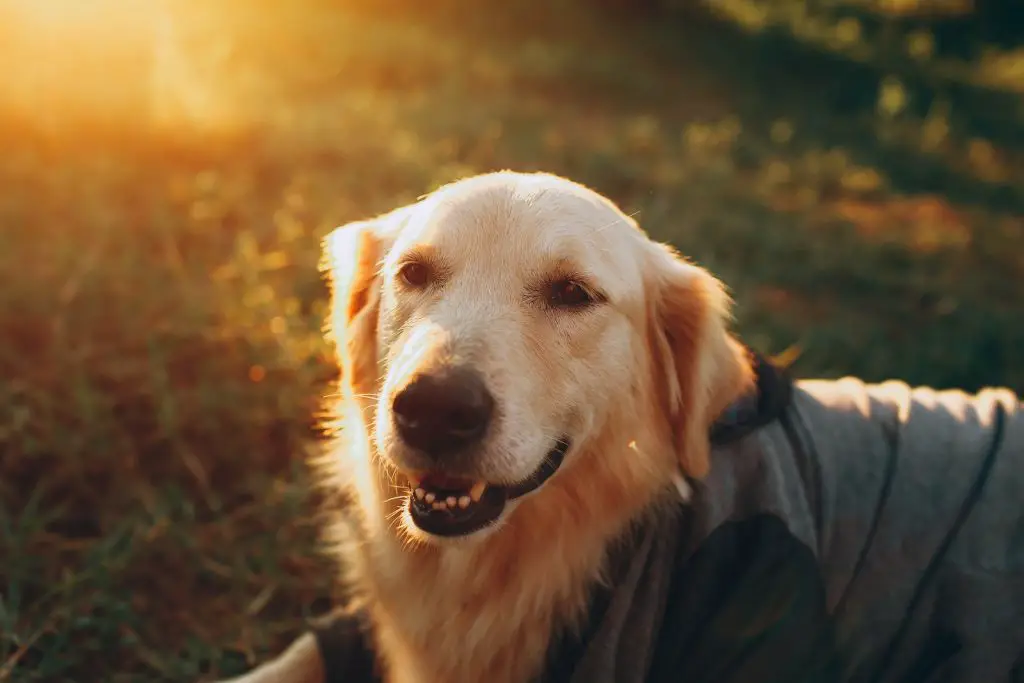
[321, 207, 407, 397]
[648, 244, 753, 479]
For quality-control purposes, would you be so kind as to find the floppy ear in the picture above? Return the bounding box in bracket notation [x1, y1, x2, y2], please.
[649, 244, 754, 479]
[321, 208, 407, 399]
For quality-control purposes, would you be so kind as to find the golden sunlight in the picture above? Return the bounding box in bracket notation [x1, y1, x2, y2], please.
[1, 0, 237, 134]
[3, 0, 160, 45]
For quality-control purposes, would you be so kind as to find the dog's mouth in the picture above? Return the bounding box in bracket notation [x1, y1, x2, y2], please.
[404, 437, 572, 538]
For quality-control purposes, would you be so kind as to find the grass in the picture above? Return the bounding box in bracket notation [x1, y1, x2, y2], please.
[1, 1, 1021, 680]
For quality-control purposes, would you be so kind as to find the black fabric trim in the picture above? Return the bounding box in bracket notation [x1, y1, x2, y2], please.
[779, 408, 825, 557]
[832, 416, 902, 622]
[709, 351, 794, 448]
[646, 514, 841, 683]
[312, 607, 381, 683]
[867, 403, 1008, 683]
[896, 624, 961, 683]
[1011, 652, 1024, 683]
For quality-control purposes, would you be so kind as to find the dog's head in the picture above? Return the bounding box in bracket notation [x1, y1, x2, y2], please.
[323, 172, 752, 544]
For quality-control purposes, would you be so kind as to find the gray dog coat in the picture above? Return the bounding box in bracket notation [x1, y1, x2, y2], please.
[312, 354, 1023, 683]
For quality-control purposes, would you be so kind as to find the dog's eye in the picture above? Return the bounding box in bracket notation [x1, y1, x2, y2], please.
[398, 262, 431, 288]
[547, 279, 595, 309]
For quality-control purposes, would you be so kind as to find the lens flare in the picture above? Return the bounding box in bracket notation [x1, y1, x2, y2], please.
[1, 0, 237, 136]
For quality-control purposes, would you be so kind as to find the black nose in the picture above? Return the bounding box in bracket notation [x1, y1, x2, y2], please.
[392, 367, 495, 458]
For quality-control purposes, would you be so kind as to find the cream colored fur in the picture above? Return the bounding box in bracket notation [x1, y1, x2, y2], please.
[211, 171, 753, 683]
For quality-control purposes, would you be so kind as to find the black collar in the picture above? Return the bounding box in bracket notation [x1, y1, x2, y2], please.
[710, 350, 794, 448]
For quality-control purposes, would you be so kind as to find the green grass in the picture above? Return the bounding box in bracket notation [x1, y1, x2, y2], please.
[1, 1, 1022, 680]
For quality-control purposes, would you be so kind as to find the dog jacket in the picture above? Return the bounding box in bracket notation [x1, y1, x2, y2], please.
[313, 354, 1023, 683]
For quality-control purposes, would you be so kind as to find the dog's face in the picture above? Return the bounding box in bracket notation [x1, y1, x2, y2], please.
[325, 172, 751, 543]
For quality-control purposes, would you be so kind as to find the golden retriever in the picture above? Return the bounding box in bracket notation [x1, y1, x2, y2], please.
[217, 170, 753, 683]
[212, 170, 1023, 683]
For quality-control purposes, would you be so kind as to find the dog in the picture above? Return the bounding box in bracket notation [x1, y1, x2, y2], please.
[216, 171, 1022, 683]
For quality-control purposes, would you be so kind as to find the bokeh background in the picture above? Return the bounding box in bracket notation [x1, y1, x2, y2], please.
[1, 0, 1021, 680]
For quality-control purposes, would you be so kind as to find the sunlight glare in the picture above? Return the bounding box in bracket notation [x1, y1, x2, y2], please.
[1, 0, 239, 136]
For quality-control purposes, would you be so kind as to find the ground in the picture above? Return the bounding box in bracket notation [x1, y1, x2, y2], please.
[0, 1, 1021, 681]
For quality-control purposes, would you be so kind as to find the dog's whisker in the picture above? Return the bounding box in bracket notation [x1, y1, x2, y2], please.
[592, 209, 638, 235]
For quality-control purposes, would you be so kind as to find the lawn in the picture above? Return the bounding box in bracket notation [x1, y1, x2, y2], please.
[1, 1, 1021, 680]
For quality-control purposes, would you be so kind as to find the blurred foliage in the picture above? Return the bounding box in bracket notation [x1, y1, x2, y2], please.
[629, 0, 1024, 211]
[0, 0, 1020, 680]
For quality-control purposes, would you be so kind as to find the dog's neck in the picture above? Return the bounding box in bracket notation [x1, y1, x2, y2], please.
[337, 427, 674, 683]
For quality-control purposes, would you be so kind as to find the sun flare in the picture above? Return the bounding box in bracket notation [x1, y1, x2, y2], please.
[1, 0, 240, 134]
[4, 0, 161, 37]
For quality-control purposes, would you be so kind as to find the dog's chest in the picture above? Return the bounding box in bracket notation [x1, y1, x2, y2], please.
[367, 548, 591, 683]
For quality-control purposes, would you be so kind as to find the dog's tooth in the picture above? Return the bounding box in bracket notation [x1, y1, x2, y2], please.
[414, 488, 425, 500]
[446, 496, 457, 508]
[425, 492, 436, 504]
[458, 496, 471, 509]
[469, 481, 487, 502]
[432, 501, 443, 510]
